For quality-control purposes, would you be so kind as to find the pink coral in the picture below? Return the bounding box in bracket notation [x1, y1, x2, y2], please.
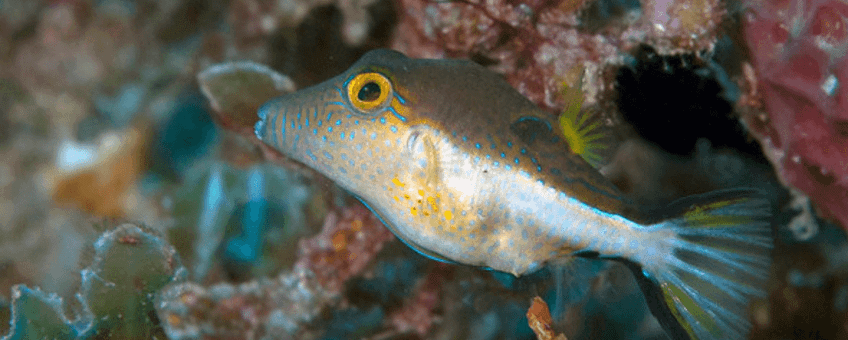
[295, 204, 395, 293]
[742, 0, 848, 229]
[157, 204, 396, 339]
[392, 0, 730, 114]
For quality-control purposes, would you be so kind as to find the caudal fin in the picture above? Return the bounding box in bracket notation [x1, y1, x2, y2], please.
[629, 189, 773, 340]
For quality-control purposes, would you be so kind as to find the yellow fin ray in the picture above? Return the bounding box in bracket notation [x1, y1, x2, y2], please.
[557, 71, 612, 169]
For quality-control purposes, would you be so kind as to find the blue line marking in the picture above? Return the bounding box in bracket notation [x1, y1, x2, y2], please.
[388, 106, 408, 122]
[271, 113, 279, 147]
[281, 110, 287, 144]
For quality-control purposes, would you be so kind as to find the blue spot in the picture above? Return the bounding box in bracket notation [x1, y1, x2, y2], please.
[474, 156, 481, 163]
[522, 230, 529, 240]
[306, 150, 317, 161]
[521, 148, 527, 154]
[350, 131, 356, 140]
[391, 126, 398, 133]
[531, 157, 538, 164]
[318, 120, 323, 127]
[490, 143, 496, 149]
[493, 161, 499, 167]
[297, 124, 302, 130]
[355, 120, 360, 125]
[505, 165, 512, 170]
[475, 143, 481, 149]
[452, 131, 457, 137]
[514, 158, 520, 164]
[462, 136, 468, 142]
[370, 132, 377, 140]
[305, 117, 310, 127]
[326, 112, 333, 120]
[485, 154, 491, 159]
[500, 152, 506, 158]
[536, 165, 542, 172]
[340, 132, 346, 139]
[335, 120, 342, 126]
[328, 127, 334, 133]
[340, 153, 348, 160]
[339, 166, 347, 174]
[506, 142, 513, 148]
[346, 114, 352, 119]
[312, 129, 317, 135]
[380, 117, 387, 124]
[322, 151, 334, 160]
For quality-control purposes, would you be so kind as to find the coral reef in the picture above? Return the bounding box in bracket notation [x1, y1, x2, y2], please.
[527, 297, 568, 340]
[156, 204, 395, 339]
[3, 223, 185, 340]
[740, 0, 848, 231]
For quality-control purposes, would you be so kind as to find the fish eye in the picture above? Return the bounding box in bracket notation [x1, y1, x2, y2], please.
[358, 82, 381, 101]
[347, 72, 392, 112]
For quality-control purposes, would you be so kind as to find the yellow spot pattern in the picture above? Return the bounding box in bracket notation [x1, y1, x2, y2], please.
[444, 210, 453, 222]
[392, 177, 405, 187]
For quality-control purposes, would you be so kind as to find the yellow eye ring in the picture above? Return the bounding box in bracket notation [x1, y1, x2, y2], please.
[347, 72, 392, 112]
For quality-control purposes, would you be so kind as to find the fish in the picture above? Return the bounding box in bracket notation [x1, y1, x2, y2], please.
[253, 49, 773, 340]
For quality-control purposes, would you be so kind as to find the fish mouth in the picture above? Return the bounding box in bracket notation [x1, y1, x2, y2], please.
[254, 111, 267, 142]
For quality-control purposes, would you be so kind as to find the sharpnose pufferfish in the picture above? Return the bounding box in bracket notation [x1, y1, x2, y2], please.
[253, 49, 773, 340]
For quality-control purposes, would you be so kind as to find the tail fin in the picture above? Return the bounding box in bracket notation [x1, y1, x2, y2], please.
[628, 189, 773, 340]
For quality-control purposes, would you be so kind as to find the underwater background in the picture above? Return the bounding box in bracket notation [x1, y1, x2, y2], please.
[1, 0, 847, 339]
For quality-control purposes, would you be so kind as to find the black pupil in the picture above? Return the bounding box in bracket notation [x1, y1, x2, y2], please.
[357, 82, 381, 102]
